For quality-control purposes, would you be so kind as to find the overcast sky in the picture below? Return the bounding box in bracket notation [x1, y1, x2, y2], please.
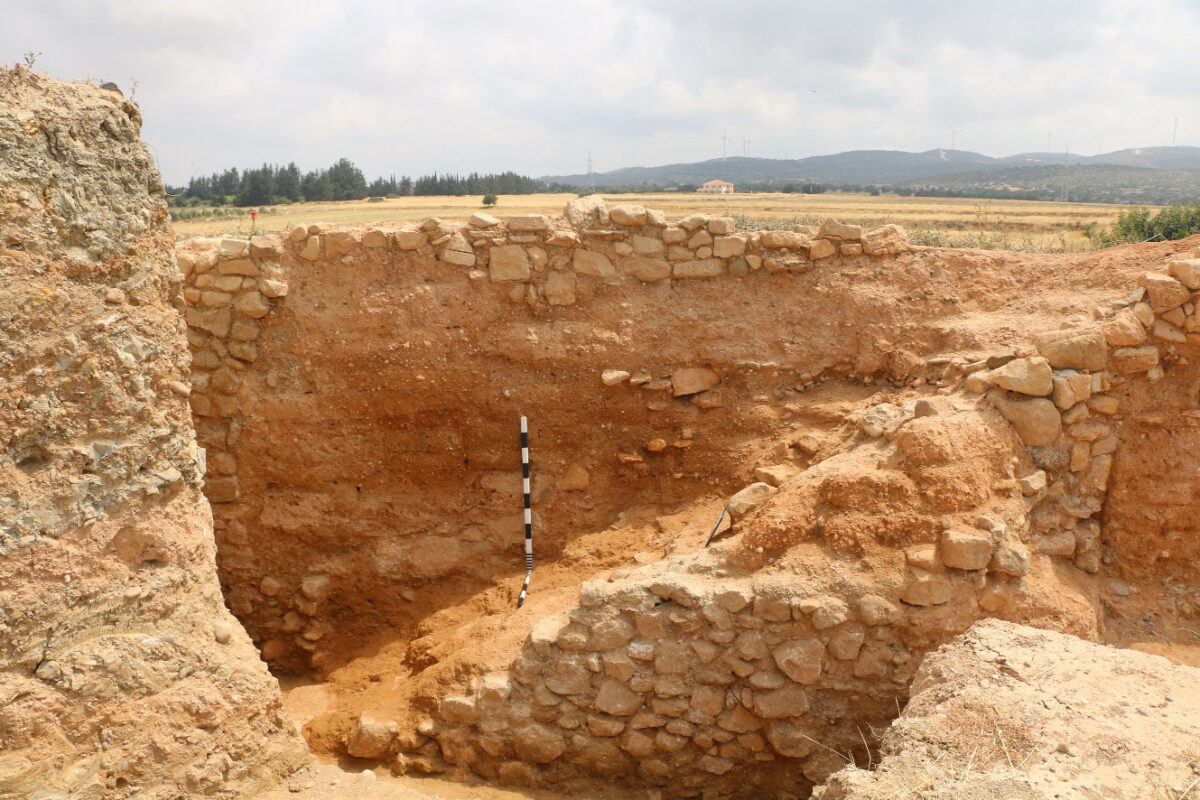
[5, 1, 1197, 185]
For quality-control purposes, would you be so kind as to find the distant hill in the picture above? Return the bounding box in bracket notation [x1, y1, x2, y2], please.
[541, 146, 1200, 204]
[900, 164, 1200, 205]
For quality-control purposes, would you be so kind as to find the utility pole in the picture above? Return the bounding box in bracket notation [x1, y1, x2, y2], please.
[721, 129, 729, 160]
[587, 151, 595, 192]
[1174, 116, 1179, 147]
[742, 136, 751, 157]
[1062, 146, 1070, 203]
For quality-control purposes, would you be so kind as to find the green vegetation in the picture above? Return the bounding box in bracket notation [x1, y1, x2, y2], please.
[482, 193, 498, 207]
[166, 160, 544, 209]
[1086, 202, 1200, 246]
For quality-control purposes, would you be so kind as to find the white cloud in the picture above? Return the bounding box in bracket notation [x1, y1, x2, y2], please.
[4, 0, 1199, 184]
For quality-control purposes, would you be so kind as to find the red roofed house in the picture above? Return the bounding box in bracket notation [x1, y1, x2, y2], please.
[698, 179, 734, 194]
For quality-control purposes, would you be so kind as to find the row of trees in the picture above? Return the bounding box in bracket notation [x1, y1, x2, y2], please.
[167, 159, 547, 207]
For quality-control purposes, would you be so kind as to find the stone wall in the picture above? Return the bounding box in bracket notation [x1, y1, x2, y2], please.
[0, 70, 304, 799]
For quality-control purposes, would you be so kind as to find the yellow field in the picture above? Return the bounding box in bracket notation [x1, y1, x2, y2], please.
[171, 192, 1139, 252]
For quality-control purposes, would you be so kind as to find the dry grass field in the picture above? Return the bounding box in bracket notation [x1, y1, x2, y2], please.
[171, 191, 1141, 252]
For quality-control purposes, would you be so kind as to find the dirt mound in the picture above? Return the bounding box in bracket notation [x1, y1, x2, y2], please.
[816, 618, 1200, 799]
[0, 69, 304, 798]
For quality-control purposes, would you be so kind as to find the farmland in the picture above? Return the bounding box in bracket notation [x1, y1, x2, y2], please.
[170, 191, 1143, 252]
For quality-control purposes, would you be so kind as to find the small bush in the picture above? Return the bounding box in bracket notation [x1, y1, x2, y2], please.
[1088, 202, 1200, 247]
[482, 193, 498, 207]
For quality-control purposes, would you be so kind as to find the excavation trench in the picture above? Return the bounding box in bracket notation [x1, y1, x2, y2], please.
[179, 213, 1200, 798]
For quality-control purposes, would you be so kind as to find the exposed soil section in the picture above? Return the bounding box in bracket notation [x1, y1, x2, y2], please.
[0, 70, 304, 799]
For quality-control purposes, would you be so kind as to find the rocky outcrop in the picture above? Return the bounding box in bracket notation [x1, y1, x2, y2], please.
[815, 619, 1200, 799]
[0, 69, 304, 798]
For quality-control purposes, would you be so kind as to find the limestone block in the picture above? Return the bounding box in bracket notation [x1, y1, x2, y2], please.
[610, 204, 648, 226]
[753, 464, 798, 487]
[1051, 370, 1092, 410]
[990, 537, 1031, 576]
[712, 234, 748, 258]
[828, 627, 865, 660]
[590, 616, 635, 650]
[1132, 301, 1154, 328]
[394, 229, 425, 250]
[1017, 470, 1047, 495]
[940, 529, 993, 570]
[986, 356, 1053, 396]
[623, 256, 672, 282]
[186, 307, 232, 337]
[439, 695, 478, 724]
[772, 639, 825, 684]
[299, 236, 321, 261]
[905, 544, 940, 570]
[288, 224, 308, 242]
[1110, 345, 1160, 374]
[236, 291, 271, 318]
[545, 655, 592, 695]
[1153, 319, 1186, 343]
[594, 679, 644, 716]
[218, 257, 258, 276]
[671, 367, 719, 396]
[804, 239, 837, 260]
[707, 217, 735, 235]
[507, 214, 550, 232]
[218, 238, 249, 258]
[987, 391, 1062, 447]
[679, 213, 709, 231]
[200, 290, 233, 308]
[573, 249, 616, 278]
[1034, 328, 1107, 370]
[818, 218, 862, 240]
[861, 223, 909, 255]
[1087, 395, 1119, 415]
[727, 482, 775, 519]
[347, 714, 397, 759]
[512, 724, 565, 763]
[841, 242, 863, 256]
[856, 594, 901, 625]
[754, 686, 809, 718]
[1168, 257, 1200, 288]
[469, 212, 500, 229]
[765, 720, 817, 758]
[760, 230, 804, 248]
[249, 234, 283, 260]
[662, 227, 687, 244]
[211, 274, 244, 292]
[674, 257, 724, 278]
[1032, 531, 1076, 556]
[1141, 271, 1189, 312]
[900, 570, 952, 606]
[489, 245, 531, 282]
[629, 235, 663, 257]
[259, 278, 288, 298]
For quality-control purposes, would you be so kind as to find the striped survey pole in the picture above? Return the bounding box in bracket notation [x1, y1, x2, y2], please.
[516, 416, 534, 608]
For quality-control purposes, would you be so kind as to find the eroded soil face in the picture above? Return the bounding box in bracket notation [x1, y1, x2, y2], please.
[0, 70, 304, 799]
